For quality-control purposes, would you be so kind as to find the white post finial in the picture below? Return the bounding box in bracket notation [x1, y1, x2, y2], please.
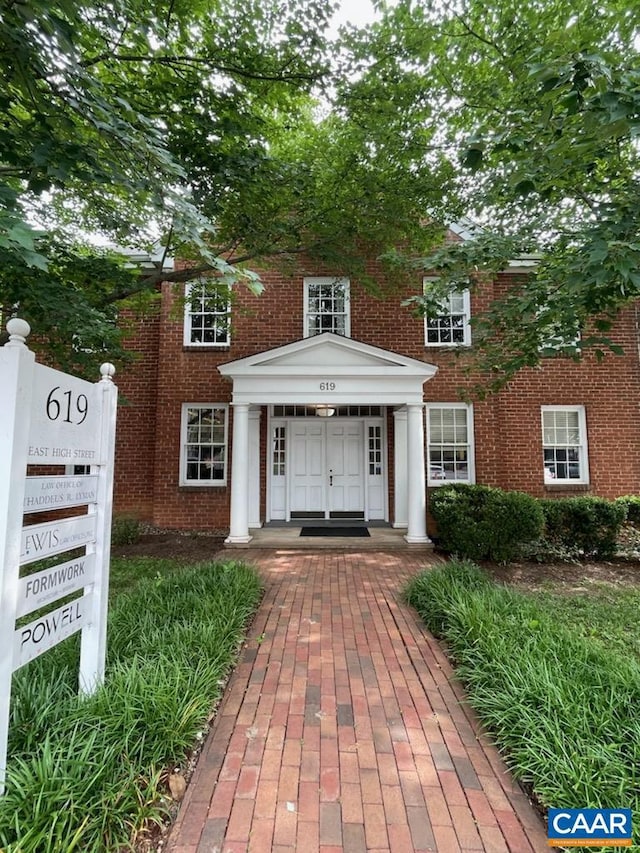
[99, 363, 116, 382]
[5, 319, 30, 347]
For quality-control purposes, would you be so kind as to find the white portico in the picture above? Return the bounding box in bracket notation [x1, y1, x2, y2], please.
[218, 333, 437, 544]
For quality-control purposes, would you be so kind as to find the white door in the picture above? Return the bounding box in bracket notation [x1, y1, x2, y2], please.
[327, 421, 364, 516]
[289, 420, 365, 518]
[290, 421, 325, 514]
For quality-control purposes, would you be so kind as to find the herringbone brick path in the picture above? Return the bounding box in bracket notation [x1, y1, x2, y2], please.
[167, 550, 548, 852]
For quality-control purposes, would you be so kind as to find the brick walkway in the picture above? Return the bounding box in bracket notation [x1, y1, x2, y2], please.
[166, 550, 548, 853]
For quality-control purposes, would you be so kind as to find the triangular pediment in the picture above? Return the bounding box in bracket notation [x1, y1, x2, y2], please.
[219, 333, 436, 376]
[219, 333, 437, 405]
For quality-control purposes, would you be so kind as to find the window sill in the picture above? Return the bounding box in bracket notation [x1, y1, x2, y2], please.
[544, 483, 590, 493]
[179, 484, 227, 490]
[183, 345, 231, 352]
[424, 343, 471, 349]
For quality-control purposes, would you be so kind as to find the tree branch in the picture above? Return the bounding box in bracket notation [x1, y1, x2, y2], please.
[449, 11, 508, 61]
[80, 51, 322, 83]
[102, 244, 314, 304]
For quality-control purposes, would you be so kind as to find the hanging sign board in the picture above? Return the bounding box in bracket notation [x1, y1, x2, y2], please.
[20, 513, 97, 566]
[16, 553, 96, 619]
[13, 594, 92, 670]
[27, 364, 102, 465]
[23, 475, 99, 514]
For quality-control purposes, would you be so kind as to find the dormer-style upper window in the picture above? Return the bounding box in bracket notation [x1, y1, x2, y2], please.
[184, 280, 231, 347]
[423, 277, 471, 347]
[304, 277, 350, 337]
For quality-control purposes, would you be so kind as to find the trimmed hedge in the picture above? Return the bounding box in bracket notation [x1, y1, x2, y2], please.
[616, 494, 640, 526]
[540, 496, 626, 558]
[429, 484, 544, 562]
[430, 486, 629, 562]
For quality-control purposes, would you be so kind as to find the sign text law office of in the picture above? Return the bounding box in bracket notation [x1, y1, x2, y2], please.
[0, 319, 117, 795]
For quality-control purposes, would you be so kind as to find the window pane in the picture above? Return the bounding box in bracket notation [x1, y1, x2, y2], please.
[542, 408, 584, 481]
[187, 282, 230, 345]
[429, 407, 471, 482]
[306, 279, 349, 337]
[424, 286, 469, 346]
[272, 426, 286, 476]
[183, 405, 227, 483]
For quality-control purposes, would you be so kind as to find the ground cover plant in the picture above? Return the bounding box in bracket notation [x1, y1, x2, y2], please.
[0, 557, 262, 853]
[405, 561, 640, 850]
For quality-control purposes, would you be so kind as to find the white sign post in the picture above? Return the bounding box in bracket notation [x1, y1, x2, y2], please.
[0, 319, 117, 795]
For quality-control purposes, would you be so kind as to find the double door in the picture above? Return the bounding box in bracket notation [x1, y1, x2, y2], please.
[291, 420, 364, 518]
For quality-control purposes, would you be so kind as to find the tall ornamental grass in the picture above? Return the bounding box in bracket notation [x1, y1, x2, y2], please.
[405, 561, 640, 847]
[0, 559, 262, 853]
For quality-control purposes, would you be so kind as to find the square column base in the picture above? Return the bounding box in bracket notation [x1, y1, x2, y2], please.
[224, 534, 253, 546]
[404, 534, 432, 544]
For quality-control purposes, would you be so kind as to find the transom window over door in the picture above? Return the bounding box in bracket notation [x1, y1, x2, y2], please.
[304, 277, 350, 337]
[542, 406, 588, 483]
[184, 280, 231, 346]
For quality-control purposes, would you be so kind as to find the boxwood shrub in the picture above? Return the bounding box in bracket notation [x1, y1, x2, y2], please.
[429, 484, 544, 562]
[616, 494, 640, 526]
[540, 496, 626, 558]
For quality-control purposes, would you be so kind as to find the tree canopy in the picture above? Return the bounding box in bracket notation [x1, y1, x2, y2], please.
[1, 0, 640, 384]
[362, 0, 640, 387]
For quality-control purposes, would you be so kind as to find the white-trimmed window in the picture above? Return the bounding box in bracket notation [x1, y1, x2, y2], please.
[539, 319, 581, 354]
[541, 406, 589, 483]
[180, 404, 228, 486]
[304, 277, 350, 337]
[427, 403, 475, 485]
[423, 277, 471, 346]
[184, 280, 231, 346]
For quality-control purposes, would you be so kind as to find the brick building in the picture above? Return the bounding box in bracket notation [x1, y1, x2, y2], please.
[113, 236, 640, 544]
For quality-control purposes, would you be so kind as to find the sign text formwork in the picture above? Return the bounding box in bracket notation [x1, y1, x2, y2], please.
[0, 319, 117, 795]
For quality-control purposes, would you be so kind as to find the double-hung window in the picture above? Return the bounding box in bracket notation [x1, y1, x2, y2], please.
[184, 280, 231, 346]
[426, 404, 475, 484]
[541, 406, 589, 483]
[304, 277, 350, 337]
[180, 404, 228, 485]
[538, 311, 581, 354]
[423, 277, 471, 346]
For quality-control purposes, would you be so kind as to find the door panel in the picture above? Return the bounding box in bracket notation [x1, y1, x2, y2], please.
[327, 422, 364, 514]
[290, 423, 325, 513]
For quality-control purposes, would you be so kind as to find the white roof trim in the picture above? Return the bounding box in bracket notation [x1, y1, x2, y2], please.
[115, 244, 175, 271]
[448, 218, 483, 241]
[219, 333, 437, 406]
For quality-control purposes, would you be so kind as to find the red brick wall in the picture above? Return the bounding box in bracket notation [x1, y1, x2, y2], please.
[114, 262, 640, 530]
[113, 308, 161, 520]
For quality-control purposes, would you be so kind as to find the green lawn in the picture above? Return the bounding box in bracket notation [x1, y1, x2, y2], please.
[529, 583, 640, 664]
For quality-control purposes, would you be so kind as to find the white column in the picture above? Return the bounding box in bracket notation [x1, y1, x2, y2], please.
[247, 408, 262, 529]
[405, 403, 431, 544]
[392, 408, 407, 528]
[226, 403, 252, 544]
